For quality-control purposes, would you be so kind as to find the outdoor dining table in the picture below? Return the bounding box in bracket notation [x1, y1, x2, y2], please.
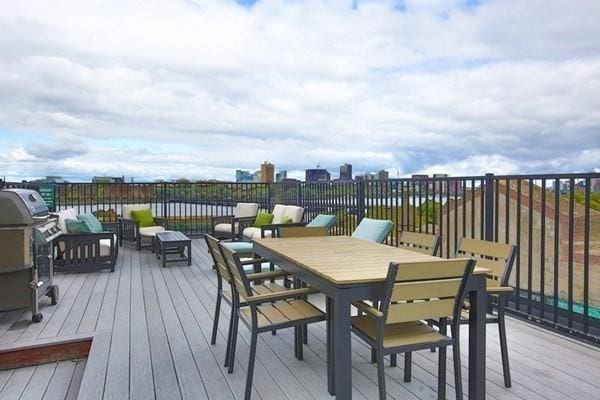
[253, 235, 490, 400]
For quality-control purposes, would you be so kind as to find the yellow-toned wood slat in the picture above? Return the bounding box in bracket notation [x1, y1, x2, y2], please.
[398, 231, 438, 254]
[394, 259, 470, 281]
[279, 226, 328, 238]
[397, 245, 435, 255]
[473, 257, 506, 279]
[286, 299, 322, 318]
[386, 298, 456, 324]
[272, 301, 306, 320]
[257, 304, 289, 325]
[390, 279, 462, 302]
[458, 237, 513, 260]
[240, 307, 270, 327]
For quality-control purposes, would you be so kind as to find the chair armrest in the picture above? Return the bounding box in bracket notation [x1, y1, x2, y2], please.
[211, 215, 235, 225]
[246, 287, 319, 305]
[101, 222, 120, 234]
[352, 301, 384, 318]
[57, 232, 116, 242]
[239, 257, 268, 265]
[154, 217, 168, 228]
[237, 217, 257, 232]
[246, 270, 289, 281]
[260, 223, 306, 238]
[486, 286, 514, 294]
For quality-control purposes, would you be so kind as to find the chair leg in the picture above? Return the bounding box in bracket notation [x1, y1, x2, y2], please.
[376, 349, 386, 400]
[245, 330, 258, 400]
[498, 307, 512, 388]
[371, 348, 377, 364]
[390, 353, 397, 367]
[297, 326, 304, 361]
[437, 346, 447, 400]
[303, 325, 308, 345]
[224, 305, 235, 367]
[403, 352, 412, 382]
[452, 326, 464, 400]
[211, 292, 222, 345]
[228, 313, 239, 374]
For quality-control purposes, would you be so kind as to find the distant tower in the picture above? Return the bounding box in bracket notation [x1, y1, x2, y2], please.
[339, 163, 353, 181]
[261, 161, 275, 183]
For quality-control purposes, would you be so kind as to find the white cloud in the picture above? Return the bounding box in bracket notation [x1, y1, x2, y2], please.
[0, 0, 599, 181]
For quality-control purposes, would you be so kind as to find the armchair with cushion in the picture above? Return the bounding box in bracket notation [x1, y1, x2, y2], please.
[211, 202, 259, 240]
[241, 204, 305, 241]
[53, 208, 118, 273]
[119, 204, 166, 250]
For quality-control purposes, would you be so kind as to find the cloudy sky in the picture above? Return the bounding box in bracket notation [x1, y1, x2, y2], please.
[1, 0, 599, 182]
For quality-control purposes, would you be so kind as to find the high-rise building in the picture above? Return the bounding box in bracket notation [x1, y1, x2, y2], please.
[261, 161, 275, 183]
[276, 170, 288, 182]
[378, 169, 389, 180]
[305, 168, 331, 182]
[339, 163, 353, 181]
[236, 170, 255, 182]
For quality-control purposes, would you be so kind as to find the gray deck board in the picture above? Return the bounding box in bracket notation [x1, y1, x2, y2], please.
[0, 239, 598, 400]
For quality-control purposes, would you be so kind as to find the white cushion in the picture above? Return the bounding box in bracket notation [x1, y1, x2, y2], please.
[282, 205, 304, 223]
[272, 204, 286, 224]
[214, 223, 239, 234]
[139, 226, 166, 237]
[122, 204, 152, 220]
[242, 226, 272, 240]
[233, 203, 258, 218]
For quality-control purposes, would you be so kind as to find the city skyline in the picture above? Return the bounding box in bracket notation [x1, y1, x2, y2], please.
[1, 1, 600, 182]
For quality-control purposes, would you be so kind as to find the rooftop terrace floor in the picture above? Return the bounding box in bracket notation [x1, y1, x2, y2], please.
[0, 239, 599, 400]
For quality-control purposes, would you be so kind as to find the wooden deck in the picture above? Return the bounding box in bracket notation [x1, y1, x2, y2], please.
[0, 239, 599, 400]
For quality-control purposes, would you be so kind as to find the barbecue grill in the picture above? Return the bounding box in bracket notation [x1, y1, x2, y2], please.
[0, 189, 60, 322]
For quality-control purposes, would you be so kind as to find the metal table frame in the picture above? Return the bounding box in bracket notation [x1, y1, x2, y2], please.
[155, 231, 192, 268]
[254, 242, 487, 400]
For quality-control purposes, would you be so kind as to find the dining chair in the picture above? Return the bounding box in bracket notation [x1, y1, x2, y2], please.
[397, 231, 441, 256]
[351, 217, 394, 243]
[351, 258, 476, 400]
[220, 244, 326, 400]
[390, 231, 441, 366]
[456, 237, 517, 387]
[205, 235, 289, 368]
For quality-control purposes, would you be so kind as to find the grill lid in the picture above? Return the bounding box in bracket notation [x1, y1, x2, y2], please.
[0, 189, 50, 226]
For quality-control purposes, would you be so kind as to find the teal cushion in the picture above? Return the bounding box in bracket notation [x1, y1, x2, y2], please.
[77, 213, 103, 233]
[307, 214, 337, 229]
[221, 241, 254, 255]
[65, 218, 91, 234]
[351, 218, 394, 243]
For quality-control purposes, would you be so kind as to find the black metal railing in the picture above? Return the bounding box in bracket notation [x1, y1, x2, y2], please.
[3, 172, 599, 344]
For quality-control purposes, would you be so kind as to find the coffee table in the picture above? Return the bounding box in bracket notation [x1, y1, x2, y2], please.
[155, 231, 192, 268]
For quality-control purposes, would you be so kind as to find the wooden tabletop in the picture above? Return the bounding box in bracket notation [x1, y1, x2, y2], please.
[253, 236, 489, 286]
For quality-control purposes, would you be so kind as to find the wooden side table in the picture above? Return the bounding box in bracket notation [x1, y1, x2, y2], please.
[155, 231, 192, 268]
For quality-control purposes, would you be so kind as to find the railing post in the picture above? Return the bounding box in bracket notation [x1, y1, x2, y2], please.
[484, 173, 495, 241]
[356, 179, 365, 222]
[162, 182, 168, 220]
[267, 183, 272, 210]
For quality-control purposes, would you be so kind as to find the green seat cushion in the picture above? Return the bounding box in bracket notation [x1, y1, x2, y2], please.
[65, 218, 91, 234]
[221, 241, 254, 255]
[307, 214, 337, 229]
[252, 212, 274, 228]
[77, 213, 104, 233]
[130, 208, 155, 228]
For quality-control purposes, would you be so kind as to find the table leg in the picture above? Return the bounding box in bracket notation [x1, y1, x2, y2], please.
[333, 293, 352, 399]
[469, 276, 487, 400]
[187, 242, 192, 266]
[326, 296, 335, 395]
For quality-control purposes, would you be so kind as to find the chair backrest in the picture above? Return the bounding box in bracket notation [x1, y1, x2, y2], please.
[456, 238, 517, 288]
[272, 204, 305, 224]
[220, 244, 253, 301]
[306, 214, 337, 229]
[205, 234, 231, 282]
[122, 204, 151, 220]
[279, 226, 328, 238]
[398, 231, 441, 256]
[380, 258, 475, 325]
[351, 218, 394, 243]
[233, 203, 259, 218]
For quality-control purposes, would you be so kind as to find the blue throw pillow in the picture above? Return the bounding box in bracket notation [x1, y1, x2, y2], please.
[77, 213, 104, 233]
